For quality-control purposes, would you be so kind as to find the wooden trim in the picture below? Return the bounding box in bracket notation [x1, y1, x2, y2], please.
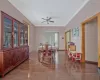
[28, 25, 29, 46]
[0, 52, 3, 75]
[82, 12, 100, 24]
[1, 11, 3, 50]
[18, 22, 20, 46]
[81, 12, 100, 67]
[65, 32, 67, 50]
[97, 14, 100, 67]
[85, 60, 98, 65]
[12, 19, 14, 48]
[81, 24, 85, 62]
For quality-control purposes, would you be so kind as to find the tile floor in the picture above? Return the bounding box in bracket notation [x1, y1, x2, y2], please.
[1, 51, 100, 80]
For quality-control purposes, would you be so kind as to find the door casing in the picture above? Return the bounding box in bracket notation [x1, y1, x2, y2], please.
[81, 12, 100, 67]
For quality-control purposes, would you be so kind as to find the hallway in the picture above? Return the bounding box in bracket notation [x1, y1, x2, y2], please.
[1, 51, 99, 80]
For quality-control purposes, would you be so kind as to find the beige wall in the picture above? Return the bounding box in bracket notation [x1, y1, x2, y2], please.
[85, 19, 98, 62]
[35, 27, 65, 50]
[0, 0, 35, 52]
[29, 26, 36, 52]
[65, 0, 100, 31]
[65, 0, 100, 53]
[71, 27, 81, 52]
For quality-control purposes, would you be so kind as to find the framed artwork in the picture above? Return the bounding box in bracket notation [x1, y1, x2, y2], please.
[72, 27, 79, 37]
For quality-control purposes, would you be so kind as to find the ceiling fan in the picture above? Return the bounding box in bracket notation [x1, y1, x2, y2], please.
[41, 17, 54, 24]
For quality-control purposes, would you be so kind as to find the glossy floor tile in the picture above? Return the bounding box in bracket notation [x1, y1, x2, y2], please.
[1, 51, 100, 80]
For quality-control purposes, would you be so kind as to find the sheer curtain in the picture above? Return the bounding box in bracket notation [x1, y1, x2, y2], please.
[45, 32, 59, 49]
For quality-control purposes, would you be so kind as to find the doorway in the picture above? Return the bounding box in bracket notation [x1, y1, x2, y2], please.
[65, 30, 71, 50]
[45, 32, 59, 49]
[85, 19, 98, 63]
[81, 13, 100, 67]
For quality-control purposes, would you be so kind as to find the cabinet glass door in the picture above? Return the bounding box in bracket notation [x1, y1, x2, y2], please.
[13, 21, 18, 47]
[20, 24, 24, 46]
[24, 26, 28, 45]
[3, 17, 12, 48]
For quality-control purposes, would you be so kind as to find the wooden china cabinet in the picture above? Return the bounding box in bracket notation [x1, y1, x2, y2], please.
[0, 11, 29, 77]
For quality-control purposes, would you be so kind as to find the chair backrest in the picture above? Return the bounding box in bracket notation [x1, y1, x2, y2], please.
[76, 53, 81, 59]
[45, 44, 49, 53]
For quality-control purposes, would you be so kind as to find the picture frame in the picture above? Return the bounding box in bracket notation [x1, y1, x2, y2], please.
[72, 27, 79, 37]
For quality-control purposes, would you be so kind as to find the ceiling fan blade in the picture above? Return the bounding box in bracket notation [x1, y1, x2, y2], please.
[42, 18, 46, 20]
[48, 17, 52, 20]
[49, 21, 54, 23]
[41, 21, 47, 23]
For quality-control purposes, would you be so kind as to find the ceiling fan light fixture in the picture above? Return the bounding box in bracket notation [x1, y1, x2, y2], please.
[41, 16, 54, 24]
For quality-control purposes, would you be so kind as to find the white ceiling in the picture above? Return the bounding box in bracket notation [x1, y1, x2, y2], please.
[8, 0, 89, 27]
